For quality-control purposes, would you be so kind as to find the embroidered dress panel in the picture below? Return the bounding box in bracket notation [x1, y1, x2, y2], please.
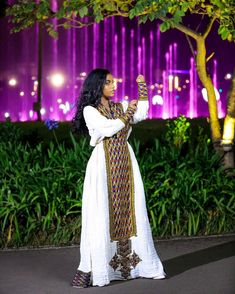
[97, 102, 136, 241]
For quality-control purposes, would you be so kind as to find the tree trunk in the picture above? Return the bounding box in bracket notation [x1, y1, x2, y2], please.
[196, 37, 222, 146]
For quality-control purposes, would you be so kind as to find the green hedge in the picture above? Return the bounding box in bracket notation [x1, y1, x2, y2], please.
[0, 117, 213, 147]
[0, 119, 234, 248]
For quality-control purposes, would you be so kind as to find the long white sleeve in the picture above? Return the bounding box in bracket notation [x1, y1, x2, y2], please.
[83, 106, 125, 139]
[121, 100, 149, 124]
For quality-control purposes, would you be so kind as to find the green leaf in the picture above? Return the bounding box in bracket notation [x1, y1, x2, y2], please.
[221, 29, 230, 40]
[48, 29, 58, 39]
[95, 14, 104, 23]
[149, 12, 156, 22]
[139, 15, 148, 24]
[79, 6, 88, 18]
[63, 22, 71, 29]
[160, 21, 171, 32]
[129, 8, 136, 19]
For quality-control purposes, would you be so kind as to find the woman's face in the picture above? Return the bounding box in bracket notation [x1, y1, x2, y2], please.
[102, 73, 115, 98]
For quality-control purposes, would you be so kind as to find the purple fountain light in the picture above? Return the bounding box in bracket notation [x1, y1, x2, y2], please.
[0, 16, 233, 122]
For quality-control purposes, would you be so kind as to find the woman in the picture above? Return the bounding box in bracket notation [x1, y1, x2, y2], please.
[72, 68, 165, 288]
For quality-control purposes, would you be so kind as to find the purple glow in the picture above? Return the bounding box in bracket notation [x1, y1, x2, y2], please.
[122, 26, 125, 99]
[149, 31, 153, 119]
[0, 17, 231, 122]
[189, 58, 197, 118]
[173, 43, 177, 117]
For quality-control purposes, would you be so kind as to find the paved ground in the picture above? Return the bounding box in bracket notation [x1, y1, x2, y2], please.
[0, 234, 234, 294]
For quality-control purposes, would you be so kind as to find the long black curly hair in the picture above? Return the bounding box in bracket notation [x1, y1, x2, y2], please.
[72, 68, 110, 134]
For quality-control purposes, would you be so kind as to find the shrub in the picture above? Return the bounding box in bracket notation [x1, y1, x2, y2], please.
[0, 120, 234, 248]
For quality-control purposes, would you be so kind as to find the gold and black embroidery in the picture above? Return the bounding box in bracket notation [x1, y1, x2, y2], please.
[97, 102, 136, 241]
[138, 82, 148, 101]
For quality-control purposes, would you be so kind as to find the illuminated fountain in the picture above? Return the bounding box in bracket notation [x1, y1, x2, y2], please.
[0, 16, 228, 122]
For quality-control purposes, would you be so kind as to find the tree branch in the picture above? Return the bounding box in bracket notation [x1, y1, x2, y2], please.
[185, 34, 196, 61]
[159, 16, 199, 40]
[55, 13, 128, 29]
[203, 16, 216, 39]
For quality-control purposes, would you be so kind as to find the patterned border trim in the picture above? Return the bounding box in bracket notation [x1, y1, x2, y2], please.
[118, 106, 136, 125]
[127, 146, 137, 237]
[103, 139, 115, 239]
[71, 270, 91, 288]
[138, 82, 148, 101]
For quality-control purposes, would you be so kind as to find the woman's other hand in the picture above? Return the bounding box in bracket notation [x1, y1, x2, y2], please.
[129, 99, 138, 110]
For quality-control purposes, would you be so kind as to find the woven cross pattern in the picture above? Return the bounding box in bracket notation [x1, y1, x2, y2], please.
[109, 239, 142, 279]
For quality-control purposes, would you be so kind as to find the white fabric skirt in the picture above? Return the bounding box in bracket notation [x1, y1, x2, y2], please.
[77, 141, 165, 287]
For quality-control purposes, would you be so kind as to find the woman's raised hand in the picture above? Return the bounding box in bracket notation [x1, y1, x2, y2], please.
[136, 75, 145, 83]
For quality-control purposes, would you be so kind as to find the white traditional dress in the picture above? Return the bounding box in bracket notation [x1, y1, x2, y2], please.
[72, 83, 165, 288]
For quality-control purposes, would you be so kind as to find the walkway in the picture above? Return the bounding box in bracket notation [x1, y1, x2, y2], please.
[0, 235, 234, 294]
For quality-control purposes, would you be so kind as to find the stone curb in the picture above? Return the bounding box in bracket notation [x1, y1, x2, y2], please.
[1, 232, 234, 252]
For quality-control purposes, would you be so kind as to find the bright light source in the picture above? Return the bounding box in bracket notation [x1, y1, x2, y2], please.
[31, 91, 35, 96]
[59, 104, 65, 110]
[202, 87, 220, 102]
[152, 95, 163, 105]
[225, 73, 232, 80]
[124, 96, 129, 100]
[50, 73, 65, 87]
[202, 88, 207, 101]
[174, 76, 179, 89]
[150, 85, 155, 90]
[20, 91, 24, 96]
[169, 76, 173, 92]
[60, 102, 70, 114]
[222, 116, 235, 144]
[9, 78, 17, 86]
[113, 79, 118, 90]
[4, 112, 10, 118]
[31, 76, 36, 80]
[29, 110, 34, 118]
[33, 81, 38, 91]
[118, 78, 123, 83]
[80, 72, 87, 77]
[185, 79, 190, 84]
[40, 108, 46, 115]
[57, 98, 62, 104]
[65, 101, 70, 111]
